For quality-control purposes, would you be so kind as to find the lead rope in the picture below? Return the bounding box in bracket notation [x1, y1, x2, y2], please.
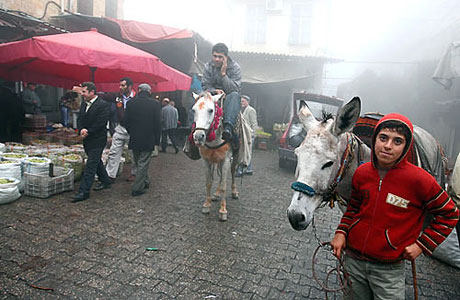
[311, 217, 351, 300]
[411, 259, 418, 300]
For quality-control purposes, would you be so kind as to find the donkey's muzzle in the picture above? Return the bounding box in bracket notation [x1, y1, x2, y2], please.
[193, 131, 206, 144]
[287, 209, 308, 231]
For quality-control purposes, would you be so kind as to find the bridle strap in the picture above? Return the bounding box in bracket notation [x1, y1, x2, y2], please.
[204, 141, 228, 149]
[194, 127, 208, 133]
[323, 132, 355, 207]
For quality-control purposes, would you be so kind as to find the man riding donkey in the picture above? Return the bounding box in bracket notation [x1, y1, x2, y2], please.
[330, 113, 459, 300]
[184, 43, 251, 166]
[184, 43, 252, 221]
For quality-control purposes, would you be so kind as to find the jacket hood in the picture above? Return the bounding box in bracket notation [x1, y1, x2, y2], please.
[371, 113, 414, 168]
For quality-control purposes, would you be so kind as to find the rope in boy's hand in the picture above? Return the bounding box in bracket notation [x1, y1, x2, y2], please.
[312, 242, 351, 298]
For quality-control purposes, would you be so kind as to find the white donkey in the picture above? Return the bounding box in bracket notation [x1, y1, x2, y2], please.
[192, 92, 239, 221]
[287, 97, 446, 231]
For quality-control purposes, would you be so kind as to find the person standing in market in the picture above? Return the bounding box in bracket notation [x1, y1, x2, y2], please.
[202, 43, 242, 146]
[236, 95, 257, 176]
[330, 113, 459, 300]
[124, 84, 161, 196]
[100, 77, 137, 182]
[21, 83, 41, 114]
[72, 82, 112, 202]
[160, 98, 179, 154]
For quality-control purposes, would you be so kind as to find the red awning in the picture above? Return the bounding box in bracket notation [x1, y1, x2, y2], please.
[106, 17, 194, 43]
[0, 29, 191, 92]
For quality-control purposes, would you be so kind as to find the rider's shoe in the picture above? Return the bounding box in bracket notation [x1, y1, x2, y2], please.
[222, 124, 233, 141]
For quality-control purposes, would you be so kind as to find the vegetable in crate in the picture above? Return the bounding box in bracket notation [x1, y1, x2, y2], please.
[2, 153, 27, 159]
[27, 158, 47, 163]
[0, 178, 14, 184]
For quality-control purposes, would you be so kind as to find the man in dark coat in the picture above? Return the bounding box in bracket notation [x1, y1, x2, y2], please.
[124, 83, 161, 196]
[72, 82, 112, 202]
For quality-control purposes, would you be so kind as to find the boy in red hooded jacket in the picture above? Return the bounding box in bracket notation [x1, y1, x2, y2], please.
[331, 113, 459, 300]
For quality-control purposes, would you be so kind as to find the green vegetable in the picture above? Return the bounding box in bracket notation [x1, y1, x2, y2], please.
[0, 178, 14, 184]
[63, 154, 81, 161]
[27, 158, 47, 163]
[2, 153, 26, 158]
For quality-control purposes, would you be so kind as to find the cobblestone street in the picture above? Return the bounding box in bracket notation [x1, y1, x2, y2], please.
[1, 149, 460, 299]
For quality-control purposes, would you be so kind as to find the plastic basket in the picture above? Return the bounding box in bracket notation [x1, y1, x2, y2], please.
[24, 167, 74, 198]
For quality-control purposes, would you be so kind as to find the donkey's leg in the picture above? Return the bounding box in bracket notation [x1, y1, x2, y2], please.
[202, 160, 213, 214]
[230, 154, 239, 199]
[212, 165, 223, 201]
[212, 183, 222, 201]
[218, 156, 231, 221]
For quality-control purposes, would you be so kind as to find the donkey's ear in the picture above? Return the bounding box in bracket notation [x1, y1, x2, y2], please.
[299, 102, 319, 132]
[192, 92, 199, 101]
[333, 96, 361, 136]
[211, 93, 224, 103]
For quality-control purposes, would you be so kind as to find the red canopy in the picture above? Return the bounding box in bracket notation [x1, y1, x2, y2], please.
[0, 29, 191, 92]
[106, 18, 194, 43]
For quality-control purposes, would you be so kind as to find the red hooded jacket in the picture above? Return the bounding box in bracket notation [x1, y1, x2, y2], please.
[336, 113, 459, 262]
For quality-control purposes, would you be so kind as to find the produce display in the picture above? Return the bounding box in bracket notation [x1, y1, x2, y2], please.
[26, 158, 48, 163]
[63, 154, 80, 160]
[1, 130, 133, 189]
[61, 154, 84, 181]
[2, 153, 27, 159]
[0, 178, 14, 184]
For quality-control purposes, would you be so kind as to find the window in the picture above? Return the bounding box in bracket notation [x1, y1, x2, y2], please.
[289, 2, 313, 45]
[245, 4, 266, 44]
[105, 0, 118, 18]
[77, 0, 94, 16]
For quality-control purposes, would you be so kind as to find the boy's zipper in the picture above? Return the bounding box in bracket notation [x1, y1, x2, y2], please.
[361, 176, 384, 256]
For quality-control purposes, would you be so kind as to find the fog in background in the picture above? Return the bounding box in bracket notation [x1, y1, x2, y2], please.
[125, 0, 460, 157]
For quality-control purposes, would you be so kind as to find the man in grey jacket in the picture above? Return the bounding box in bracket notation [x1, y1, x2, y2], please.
[202, 43, 242, 144]
[160, 98, 179, 154]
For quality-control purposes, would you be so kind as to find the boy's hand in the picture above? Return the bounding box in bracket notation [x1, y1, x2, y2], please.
[220, 56, 227, 76]
[403, 243, 423, 260]
[331, 233, 346, 258]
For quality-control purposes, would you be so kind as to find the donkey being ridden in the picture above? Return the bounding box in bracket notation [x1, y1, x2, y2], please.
[191, 92, 241, 221]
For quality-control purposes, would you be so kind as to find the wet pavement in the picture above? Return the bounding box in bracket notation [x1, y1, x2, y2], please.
[1, 149, 459, 299]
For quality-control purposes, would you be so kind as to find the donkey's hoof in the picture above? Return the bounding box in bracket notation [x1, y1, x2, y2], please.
[219, 212, 228, 221]
[212, 194, 220, 201]
[231, 192, 239, 199]
[202, 206, 210, 214]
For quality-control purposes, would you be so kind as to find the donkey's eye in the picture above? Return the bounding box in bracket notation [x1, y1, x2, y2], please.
[321, 161, 334, 170]
[208, 109, 214, 114]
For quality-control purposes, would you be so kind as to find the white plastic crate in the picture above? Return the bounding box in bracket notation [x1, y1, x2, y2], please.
[24, 167, 74, 198]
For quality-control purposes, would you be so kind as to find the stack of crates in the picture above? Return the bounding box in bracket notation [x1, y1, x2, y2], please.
[24, 167, 74, 198]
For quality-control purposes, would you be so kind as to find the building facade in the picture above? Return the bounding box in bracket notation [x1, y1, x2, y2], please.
[0, 0, 124, 21]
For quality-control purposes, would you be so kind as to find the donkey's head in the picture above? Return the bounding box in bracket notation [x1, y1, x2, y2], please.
[287, 97, 361, 231]
[192, 92, 224, 146]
